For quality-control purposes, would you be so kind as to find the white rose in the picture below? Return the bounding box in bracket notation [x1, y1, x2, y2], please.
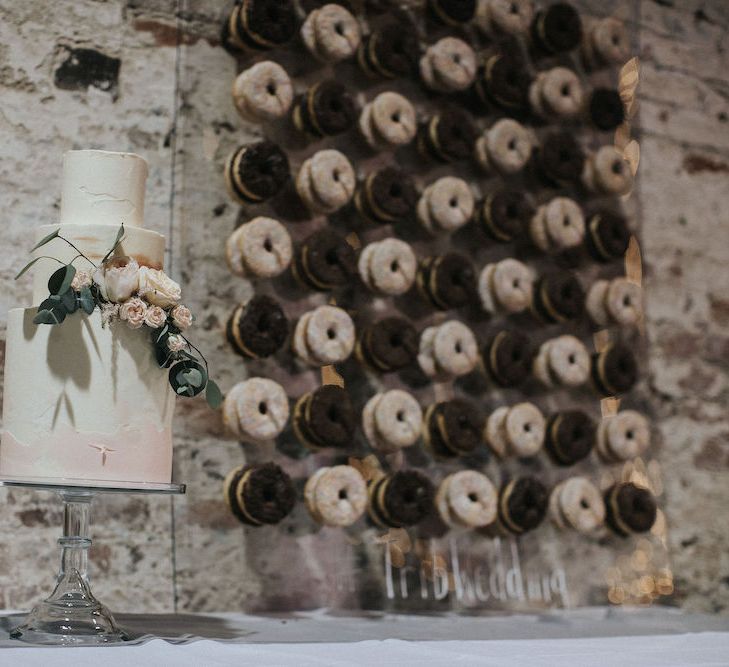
[119, 297, 147, 329]
[138, 267, 181, 308]
[170, 304, 192, 330]
[71, 270, 93, 291]
[167, 334, 186, 352]
[94, 257, 140, 303]
[144, 305, 167, 329]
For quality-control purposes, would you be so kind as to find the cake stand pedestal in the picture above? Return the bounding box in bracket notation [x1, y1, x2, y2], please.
[0, 475, 185, 645]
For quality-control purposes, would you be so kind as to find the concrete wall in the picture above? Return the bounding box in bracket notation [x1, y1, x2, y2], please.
[0, 0, 727, 615]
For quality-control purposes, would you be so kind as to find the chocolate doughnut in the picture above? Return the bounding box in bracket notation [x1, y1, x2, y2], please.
[225, 141, 290, 204]
[498, 477, 548, 534]
[293, 80, 356, 137]
[426, 398, 484, 458]
[484, 330, 535, 387]
[585, 210, 631, 262]
[226, 295, 289, 359]
[293, 228, 357, 291]
[535, 131, 585, 186]
[358, 22, 419, 78]
[478, 189, 533, 242]
[418, 252, 477, 310]
[530, 2, 582, 55]
[226, 0, 298, 51]
[592, 342, 638, 396]
[293, 384, 356, 449]
[358, 316, 418, 372]
[605, 482, 657, 536]
[301, 0, 354, 12]
[224, 463, 296, 526]
[369, 470, 435, 528]
[428, 0, 476, 25]
[475, 52, 531, 112]
[532, 272, 585, 323]
[356, 167, 417, 224]
[418, 108, 477, 163]
[589, 88, 625, 131]
[545, 410, 596, 466]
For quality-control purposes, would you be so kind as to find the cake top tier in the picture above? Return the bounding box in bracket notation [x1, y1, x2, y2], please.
[60, 150, 148, 228]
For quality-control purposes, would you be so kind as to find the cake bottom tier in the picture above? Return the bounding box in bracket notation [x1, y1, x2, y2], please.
[0, 308, 175, 484]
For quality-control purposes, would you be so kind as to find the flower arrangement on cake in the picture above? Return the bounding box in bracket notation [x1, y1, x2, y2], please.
[16, 223, 222, 408]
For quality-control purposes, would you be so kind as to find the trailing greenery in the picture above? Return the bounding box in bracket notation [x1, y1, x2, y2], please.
[16, 224, 221, 409]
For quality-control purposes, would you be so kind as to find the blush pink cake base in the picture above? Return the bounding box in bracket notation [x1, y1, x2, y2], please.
[0, 308, 175, 485]
[0, 422, 172, 484]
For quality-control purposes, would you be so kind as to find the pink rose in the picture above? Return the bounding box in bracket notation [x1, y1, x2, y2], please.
[71, 270, 93, 291]
[119, 297, 147, 329]
[144, 305, 167, 329]
[170, 305, 192, 330]
[167, 334, 186, 352]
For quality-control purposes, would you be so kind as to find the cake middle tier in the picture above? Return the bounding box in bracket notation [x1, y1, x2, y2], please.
[31, 224, 165, 306]
[0, 307, 175, 484]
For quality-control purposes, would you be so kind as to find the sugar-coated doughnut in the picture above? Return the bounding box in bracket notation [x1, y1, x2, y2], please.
[223, 378, 289, 443]
[436, 470, 497, 529]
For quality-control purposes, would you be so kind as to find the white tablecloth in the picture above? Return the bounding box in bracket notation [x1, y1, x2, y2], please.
[2, 633, 729, 666]
[2, 607, 729, 666]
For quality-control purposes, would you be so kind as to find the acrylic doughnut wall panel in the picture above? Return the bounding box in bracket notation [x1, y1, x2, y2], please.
[173, 0, 670, 612]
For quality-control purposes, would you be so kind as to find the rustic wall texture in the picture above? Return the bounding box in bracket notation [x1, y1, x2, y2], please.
[0, 0, 727, 616]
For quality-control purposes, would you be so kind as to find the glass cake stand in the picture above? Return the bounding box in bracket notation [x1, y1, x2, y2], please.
[0, 474, 185, 645]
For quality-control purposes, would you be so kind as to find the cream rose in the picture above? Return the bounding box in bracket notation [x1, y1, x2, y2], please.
[119, 297, 147, 329]
[170, 304, 193, 330]
[167, 334, 186, 352]
[138, 267, 181, 308]
[93, 257, 140, 303]
[144, 305, 167, 329]
[71, 270, 93, 291]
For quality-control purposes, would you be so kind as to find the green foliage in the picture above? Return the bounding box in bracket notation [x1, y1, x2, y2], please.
[205, 379, 223, 409]
[101, 223, 126, 264]
[30, 228, 60, 252]
[169, 359, 207, 398]
[33, 297, 68, 325]
[78, 286, 95, 314]
[61, 289, 78, 314]
[15, 256, 61, 281]
[48, 264, 76, 296]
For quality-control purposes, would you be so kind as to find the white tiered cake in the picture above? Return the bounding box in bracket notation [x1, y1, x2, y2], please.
[0, 150, 175, 484]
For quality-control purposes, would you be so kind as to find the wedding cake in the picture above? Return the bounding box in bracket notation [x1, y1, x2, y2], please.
[0, 150, 181, 484]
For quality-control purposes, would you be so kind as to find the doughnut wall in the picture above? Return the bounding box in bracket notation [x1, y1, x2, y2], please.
[210, 0, 663, 612]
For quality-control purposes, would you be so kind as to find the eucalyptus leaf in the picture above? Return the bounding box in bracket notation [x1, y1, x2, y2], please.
[33, 310, 57, 325]
[61, 289, 78, 313]
[101, 223, 126, 263]
[30, 228, 60, 252]
[155, 325, 169, 344]
[169, 360, 206, 398]
[78, 286, 95, 314]
[36, 297, 68, 325]
[48, 264, 77, 296]
[205, 380, 223, 409]
[181, 368, 204, 388]
[156, 345, 174, 369]
[15, 256, 47, 281]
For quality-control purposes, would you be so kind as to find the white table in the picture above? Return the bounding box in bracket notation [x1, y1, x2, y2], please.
[1, 607, 728, 666]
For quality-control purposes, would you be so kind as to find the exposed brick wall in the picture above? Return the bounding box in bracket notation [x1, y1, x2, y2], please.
[0, 0, 726, 614]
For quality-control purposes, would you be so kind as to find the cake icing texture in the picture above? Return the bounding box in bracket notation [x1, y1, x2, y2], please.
[1, 150, 219, 485]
